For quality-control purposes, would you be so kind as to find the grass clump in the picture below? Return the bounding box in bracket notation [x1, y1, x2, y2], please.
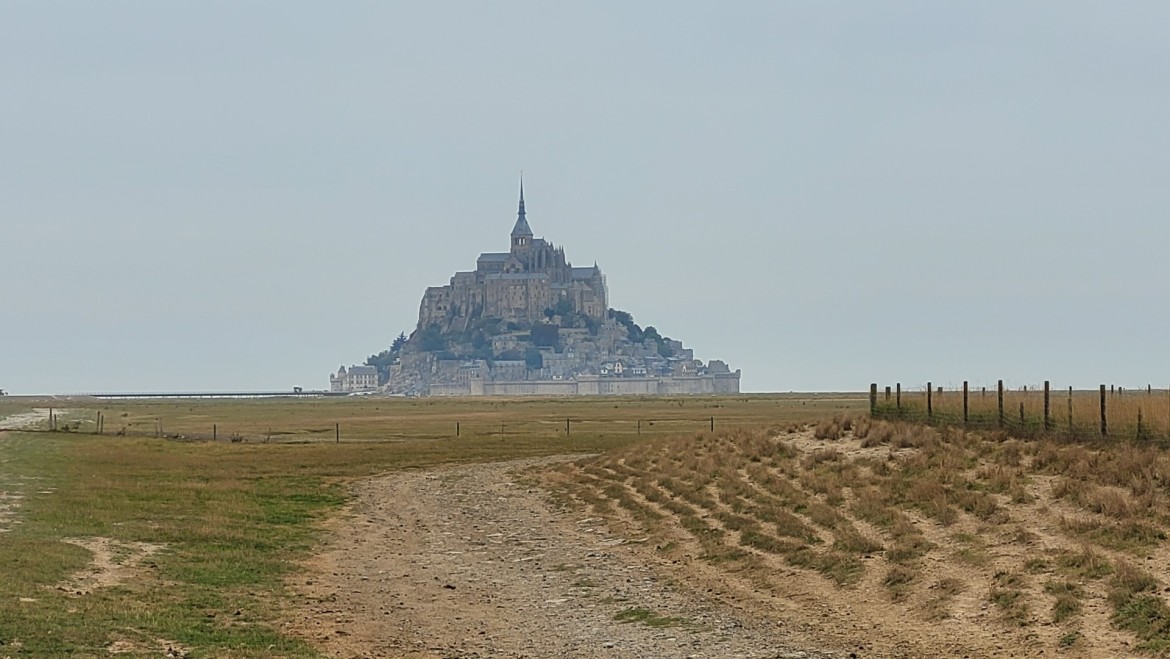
[739, 528, 799, 555]
[988, 571, 1030, 626]
[813, 421, 842, 440]
[786, 547, 864, 587]
[1055, 546, 1113, 580]
[1061, 516, 1167, 552]
[1044, 579, 1084, 623]
[921, 577, 966, 621]
[883, 564, 916, 601]
[1109, 563, 1170, 652]
[886, 534, 933, 564]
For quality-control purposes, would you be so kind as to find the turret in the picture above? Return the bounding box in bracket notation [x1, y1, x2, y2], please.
[511, 176, 533, 253]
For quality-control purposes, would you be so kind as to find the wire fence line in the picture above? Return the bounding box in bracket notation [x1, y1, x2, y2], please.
[0, 408, 758, 443]
[869, 381, 1170, 441]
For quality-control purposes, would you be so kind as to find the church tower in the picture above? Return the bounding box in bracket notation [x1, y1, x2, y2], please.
[510, 177, 533, 253]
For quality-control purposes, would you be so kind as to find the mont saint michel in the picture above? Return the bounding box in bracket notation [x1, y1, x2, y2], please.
[334, 182, 741, 396]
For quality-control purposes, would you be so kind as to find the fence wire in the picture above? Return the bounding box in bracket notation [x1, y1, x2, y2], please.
[871, 383, 1170, 442]
[0, 412, 775, 443]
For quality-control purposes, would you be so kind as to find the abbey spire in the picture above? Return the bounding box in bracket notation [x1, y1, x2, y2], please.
[511, 175, 533, 250]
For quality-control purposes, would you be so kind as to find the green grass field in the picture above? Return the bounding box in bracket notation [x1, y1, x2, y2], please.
[0, 394, 864, 657]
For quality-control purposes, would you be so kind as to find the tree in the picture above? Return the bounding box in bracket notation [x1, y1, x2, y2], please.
[554, 298, 573, 317]
[531, 323, 559, 347]
[391, 331, 407, 353]
[585, 316, 602, 335]
[418, 324, 448, 352]
[365, 330, 410, 384]
[471, 331, 489, 350]
[609, 308, 644, 342]
[525, 347, 544, 371]
[609, 309, 633, 326]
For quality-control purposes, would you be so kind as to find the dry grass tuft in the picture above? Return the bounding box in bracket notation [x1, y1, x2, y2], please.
[1055, 546, 1113, 580]
[922, 577, 966, 621]
[883, 564, 916, 601]
[859, 420, 897, 447]
[1045, 579, 1084, 623]
[989, 571, 1031, 626]
[814, 420, 843, 441]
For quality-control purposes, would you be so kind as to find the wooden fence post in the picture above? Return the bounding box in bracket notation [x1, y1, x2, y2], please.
[870, 384, 878, 416]
[963, 381, 969, 425]
[1043, 381, 1051, 431]
[710, 416, 715, 432]
[456, 421, 460, 437]
[213, 424, 217, 441]
[1100, 385, 1107, 437]
[637, 420, 641, 435]
[896, 383, 901, 411]
[566, 418, 571, 436]
[335, 422, 340, 443]
[997, 380, 1005, 428]
[885, 386, 891, 401]
[1068, 386, 1074, 436]
[927, 382, 933, 419]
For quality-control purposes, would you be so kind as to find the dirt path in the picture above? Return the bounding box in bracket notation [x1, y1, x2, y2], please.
[284, 456, 833, 658]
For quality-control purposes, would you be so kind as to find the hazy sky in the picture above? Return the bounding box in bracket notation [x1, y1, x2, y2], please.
[4, 3, 1170, 394]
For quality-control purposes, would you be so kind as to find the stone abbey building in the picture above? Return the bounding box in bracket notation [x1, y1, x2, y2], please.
[418, 180, 609, 329]
[369, 181, 741, 397]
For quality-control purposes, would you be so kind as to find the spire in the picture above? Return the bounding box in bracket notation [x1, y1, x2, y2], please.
[511, 174, 533, 238]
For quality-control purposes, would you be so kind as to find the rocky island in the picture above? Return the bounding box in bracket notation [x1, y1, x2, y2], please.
[334, 181, 740, 396]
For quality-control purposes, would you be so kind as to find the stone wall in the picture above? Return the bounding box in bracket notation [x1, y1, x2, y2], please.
[424, 371, 740, 397]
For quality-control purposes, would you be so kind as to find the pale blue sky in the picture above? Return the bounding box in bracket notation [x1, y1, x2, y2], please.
[3, 3, 1169, 394]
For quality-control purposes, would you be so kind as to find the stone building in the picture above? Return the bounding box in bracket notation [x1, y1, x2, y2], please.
[330, 365, 378, 392]
[418, 180, 608, 330]
[368, 180, 742, 397]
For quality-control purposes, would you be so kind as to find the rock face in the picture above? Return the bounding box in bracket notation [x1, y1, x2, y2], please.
[384, 182, 740, 397]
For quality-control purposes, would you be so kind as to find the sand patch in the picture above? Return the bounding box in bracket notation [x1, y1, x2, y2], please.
[57, 537, 167, 596]
[0, 491, 23, 532]
[0, 409, 57, 430]
[106, 637, 191, 657]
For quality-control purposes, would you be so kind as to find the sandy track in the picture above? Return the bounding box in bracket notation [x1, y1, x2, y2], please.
[284, 456, 831, 658]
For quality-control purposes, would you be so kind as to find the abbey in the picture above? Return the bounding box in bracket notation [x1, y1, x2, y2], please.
[352, 180, 741, 397]
[418, 180, 609, 330]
